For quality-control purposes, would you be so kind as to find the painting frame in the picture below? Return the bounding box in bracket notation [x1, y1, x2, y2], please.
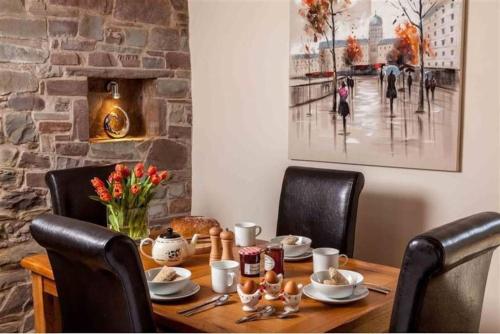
[288, 0, 468, 172]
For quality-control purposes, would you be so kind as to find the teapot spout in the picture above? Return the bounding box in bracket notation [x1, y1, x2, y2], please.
[186, 233, 199, 256]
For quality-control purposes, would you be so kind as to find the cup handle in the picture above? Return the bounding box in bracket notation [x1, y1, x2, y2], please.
[139, 238, 155, 260]
[227, 272, 235, 287]
[255, 225, 262, 237]
[339, 254, 349, 267]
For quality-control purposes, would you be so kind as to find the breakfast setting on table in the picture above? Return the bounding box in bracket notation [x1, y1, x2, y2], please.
[21, 161, 500, 333]
[23, 163, 402, 333]
[138, 216, 391, 326]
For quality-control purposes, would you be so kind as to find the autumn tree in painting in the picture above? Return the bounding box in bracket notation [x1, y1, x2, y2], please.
[388, 22, 420, 65]
[388, 0, 454, 113]
[343, 35, 363, 73]
[387, 22, 436, 96]
[300, 0, 352, 114]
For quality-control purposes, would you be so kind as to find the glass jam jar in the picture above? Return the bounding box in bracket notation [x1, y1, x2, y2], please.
[264, 244, 284, 276]
[239, 247, 261, 277]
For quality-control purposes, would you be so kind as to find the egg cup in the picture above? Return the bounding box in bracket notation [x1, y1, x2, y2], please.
[261, 273, 283, 300]
[281, 283, 304, 313]
[237, 283, 261, 312]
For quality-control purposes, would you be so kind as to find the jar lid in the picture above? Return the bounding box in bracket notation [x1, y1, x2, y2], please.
[239, 247, 262, 255]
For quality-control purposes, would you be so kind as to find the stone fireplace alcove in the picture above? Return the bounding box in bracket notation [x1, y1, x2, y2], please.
[0, 0, 191, 331]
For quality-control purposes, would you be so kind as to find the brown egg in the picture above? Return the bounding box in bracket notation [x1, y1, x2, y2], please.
[284, 280, 299, 295]
[242, 280, 257, 294]
[265, 270, 278, 284]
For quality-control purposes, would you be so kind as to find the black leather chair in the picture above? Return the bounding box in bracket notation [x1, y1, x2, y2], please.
[45, 165, 115, 226]
[30, 214, 156, 333]
[390, 212, 500, 332]
[276, 166, 364, 256]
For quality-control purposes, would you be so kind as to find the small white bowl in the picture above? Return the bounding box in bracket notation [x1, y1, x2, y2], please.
[310, 269, 364, 299]
[145, 267, 191, 295]
[270, 235, 312, 257]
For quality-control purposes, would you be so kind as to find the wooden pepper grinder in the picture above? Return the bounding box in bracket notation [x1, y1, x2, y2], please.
[220, 228, 235, 261]
[209, 226, 223, 264]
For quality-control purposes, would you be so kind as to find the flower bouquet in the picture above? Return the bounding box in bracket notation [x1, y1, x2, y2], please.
[90, 163, 170, 240]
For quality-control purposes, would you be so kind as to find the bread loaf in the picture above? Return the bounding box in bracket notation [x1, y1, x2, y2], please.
[169, 216, 220, 238]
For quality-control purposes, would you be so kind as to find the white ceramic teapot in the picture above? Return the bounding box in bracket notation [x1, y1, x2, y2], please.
[140, 227, 199, 266]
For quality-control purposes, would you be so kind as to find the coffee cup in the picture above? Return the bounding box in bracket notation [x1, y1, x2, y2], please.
[210, 260, 240, 293]
[234, 222, 262, 247]
[312, 248, 348, 273]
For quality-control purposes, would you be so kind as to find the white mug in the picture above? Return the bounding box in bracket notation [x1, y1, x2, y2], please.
[312, 248, 348, 273]
[210, 260, 240, 293]
[234, 222, 262, 247]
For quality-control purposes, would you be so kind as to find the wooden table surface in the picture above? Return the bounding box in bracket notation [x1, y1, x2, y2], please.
[21, 244, 399, 333]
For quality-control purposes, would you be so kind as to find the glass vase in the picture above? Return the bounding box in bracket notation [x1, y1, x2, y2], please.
[107, 206, 149, 241]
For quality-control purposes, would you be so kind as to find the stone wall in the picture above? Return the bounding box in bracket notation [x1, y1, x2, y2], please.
[0, 0, 191, 331]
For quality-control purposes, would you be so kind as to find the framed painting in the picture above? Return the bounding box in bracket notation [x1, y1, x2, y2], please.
[289, 0, 466, 171]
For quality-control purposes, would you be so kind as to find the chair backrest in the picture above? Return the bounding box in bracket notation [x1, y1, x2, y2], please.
[276, 166, 364, 256]
[31, 214, 156, 333]
[390, 212, 500, 332]
[45, 165, 115, 226]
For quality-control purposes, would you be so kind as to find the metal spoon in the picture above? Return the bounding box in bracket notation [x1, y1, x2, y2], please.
[277, 310, 295, 319]
[236, 305, 276, 323]
[183, 294, 230, 317]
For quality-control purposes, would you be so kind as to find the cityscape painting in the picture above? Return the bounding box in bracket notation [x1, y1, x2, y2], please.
[289, 0, 466, 171]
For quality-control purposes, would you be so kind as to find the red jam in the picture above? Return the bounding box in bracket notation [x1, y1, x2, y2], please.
[264, 244, 284, 276]
[239, 247, 262, 277]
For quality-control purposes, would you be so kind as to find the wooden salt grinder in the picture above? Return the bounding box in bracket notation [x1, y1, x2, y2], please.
[209, 226, 223, 264]
[220, 228, 235, 261]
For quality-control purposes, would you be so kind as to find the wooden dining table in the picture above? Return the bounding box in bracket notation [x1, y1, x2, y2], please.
[21, 242, 399, 333]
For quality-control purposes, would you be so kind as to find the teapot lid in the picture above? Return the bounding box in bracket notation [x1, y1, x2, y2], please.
[160, 227, 181, 239]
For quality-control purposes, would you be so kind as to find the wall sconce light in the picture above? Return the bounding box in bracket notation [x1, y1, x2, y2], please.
[102, 81, 129, 139]
[107, 81, 120, 99]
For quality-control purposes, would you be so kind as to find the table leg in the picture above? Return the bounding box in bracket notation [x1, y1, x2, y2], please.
[31, 274, 47, 333]
[31, 274, 62, 332]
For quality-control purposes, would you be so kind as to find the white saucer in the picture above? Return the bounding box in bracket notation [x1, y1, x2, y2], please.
[150, 282, 200, 302]
[303, 284, 369, 304]
[284, 248, 313, 261]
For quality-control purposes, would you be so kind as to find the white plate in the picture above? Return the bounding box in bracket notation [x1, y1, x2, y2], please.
[303, 284, 369, 304]
[284, 248, 313, 261]
[150, 282, 200, 302]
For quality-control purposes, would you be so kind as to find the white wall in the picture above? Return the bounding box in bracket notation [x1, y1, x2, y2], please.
[189, 0, 500, 330]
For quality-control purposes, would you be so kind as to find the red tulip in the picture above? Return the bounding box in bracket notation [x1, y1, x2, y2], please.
[112, 171, 123, 183]
[91, 177, 105, 189]
[134, 163, 144, 178]
[100, 192, 112, 202]
[115, 164, 130, 177]
[131, 184, 141, 195]
[147, 165, 157, 177]
[113, 183, 123, 198]
[150, 174, 161, 185]
[158, 170, 169, 181]
[95, 186, 107, 196]
[98, 188, 112, 202]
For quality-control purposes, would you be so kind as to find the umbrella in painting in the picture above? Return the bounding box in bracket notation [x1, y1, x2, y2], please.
[383, 65, 401, 76]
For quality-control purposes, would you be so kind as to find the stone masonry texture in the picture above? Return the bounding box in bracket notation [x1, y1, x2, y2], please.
[0, 0, 191, 332]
